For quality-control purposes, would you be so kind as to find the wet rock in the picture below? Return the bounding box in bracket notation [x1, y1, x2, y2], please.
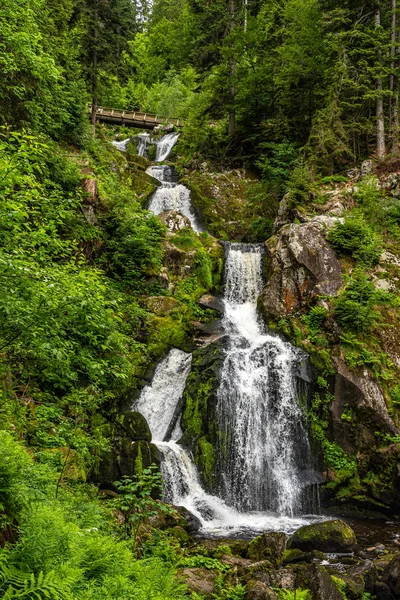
[245, 581, 277, 600]
[240, 561, 275, 585]
[375, 581, 395, 600]
[247, 532, 287, 566]
[119, 411, 152, 442]
[198, 294, 225, 314]
[296, 563, 344, 600]
[282, 549, 311, 564]
[159, 210, 191, 232]
[222, 555, 253, 568]
[349, 559, 378, 593]
[260, 218, 342, 319]
[383, 553, 400, 596]
[287, 520, 357, 553]
[174, 506, 202, 534]
[168, 525, 192, 545]
[178, 567, 218, 596]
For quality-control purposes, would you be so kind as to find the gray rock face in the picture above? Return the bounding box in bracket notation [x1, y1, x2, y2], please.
[383, 553, 400, 596]
[260, 218, 342, 319]
[159, 210, 191, 232]
[332, 358, 400, 449]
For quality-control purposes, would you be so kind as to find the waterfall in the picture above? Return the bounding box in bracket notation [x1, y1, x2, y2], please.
[216, 244, 317, 517]
[134, 343, 319, 537]
[137, 133, 151, 157]
[112, 138, 130, 152]
[155, 133, 180, 162]
[147, 166, 202, 232]
[135, 349, 192, 441]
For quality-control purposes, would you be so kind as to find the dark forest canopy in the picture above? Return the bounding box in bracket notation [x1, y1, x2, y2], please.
[2, 0, 400, 171]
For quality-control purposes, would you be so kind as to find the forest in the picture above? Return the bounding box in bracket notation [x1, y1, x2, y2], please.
[3, 0, 400, 599]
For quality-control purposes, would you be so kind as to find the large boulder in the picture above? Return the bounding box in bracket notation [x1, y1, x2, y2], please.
[383, 553, 400, 596]
[296, 563, 344, 600]
[178, 567, 218, 596]
[332, 358, 399, 453]
[245, 581, 277, 600]
[287, 520, 357, 553]
[247, 532, 287, 566]
[159, 210, 192, 232]
[260, 218, 342, 320]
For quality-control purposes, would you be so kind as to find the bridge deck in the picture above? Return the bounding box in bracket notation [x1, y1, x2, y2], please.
[89, 105, 183, 129]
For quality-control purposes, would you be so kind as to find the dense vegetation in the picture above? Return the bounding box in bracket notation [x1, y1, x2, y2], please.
[4, 0, 400, 598]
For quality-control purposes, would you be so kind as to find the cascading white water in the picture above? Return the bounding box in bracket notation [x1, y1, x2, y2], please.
[147, 165, 202, 232]
[216, 244, 317, 517]
[112, 138, 130, 152]
[155, 132, 180, 162]
[134, 346, 319, 536]
[135, 349, 192, 441]
[137, 133, 151, 157]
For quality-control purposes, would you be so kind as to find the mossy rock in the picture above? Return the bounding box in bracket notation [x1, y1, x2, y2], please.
[245, 580, 277, 599]
[181, 338, 226, 489]
[143, 296, 181, 316]
[168, 525, 192, 546]
[287, 520, 357, 553]
[247, 532, 287, 566]
[118, 411, 152, 442]
[282, 549, 311, 565]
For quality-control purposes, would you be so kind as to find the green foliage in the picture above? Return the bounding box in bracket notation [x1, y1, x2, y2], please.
[113, 468, 174, 545]
[178, 555, 229, 573]
[275, 590, 312, 600]
[328, 216, 381, 266]
[334, 273, 381, 333]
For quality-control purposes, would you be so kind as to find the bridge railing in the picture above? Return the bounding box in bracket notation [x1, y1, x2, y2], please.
[88, 105, 182, 127]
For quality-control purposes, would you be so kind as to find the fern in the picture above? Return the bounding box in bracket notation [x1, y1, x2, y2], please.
[0, 552, 73, 600]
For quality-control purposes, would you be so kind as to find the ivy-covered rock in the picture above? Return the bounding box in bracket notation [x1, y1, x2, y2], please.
[287, 520, 357, 553]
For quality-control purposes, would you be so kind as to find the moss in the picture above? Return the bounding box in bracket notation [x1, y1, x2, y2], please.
[196, 437, 216, 487]
[181, 341, 226, 490]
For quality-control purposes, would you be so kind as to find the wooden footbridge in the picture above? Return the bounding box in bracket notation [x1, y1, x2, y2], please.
[88, 105, 183, 129]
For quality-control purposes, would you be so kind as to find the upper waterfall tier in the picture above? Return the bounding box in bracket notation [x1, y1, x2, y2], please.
[146, 165, 202, 232]
[216, 244, 317, 517]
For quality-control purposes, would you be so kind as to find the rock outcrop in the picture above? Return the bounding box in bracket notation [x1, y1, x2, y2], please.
[260, 218, 342, 319]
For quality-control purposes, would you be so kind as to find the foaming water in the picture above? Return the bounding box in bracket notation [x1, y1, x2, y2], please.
[155, 133, 180, 162]
[134, 349, 192, 441]
[216, 244, 318, 517]
[146, 166, 202, 232]
[112, 138, 130, 152]
[158, 441, 319, 537]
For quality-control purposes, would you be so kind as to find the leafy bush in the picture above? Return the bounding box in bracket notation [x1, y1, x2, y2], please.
[328, 216, 381, 266]
[334, 273, 379, 333]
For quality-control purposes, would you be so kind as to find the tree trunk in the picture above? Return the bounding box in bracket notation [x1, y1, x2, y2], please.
[376, 7, 386, 158]
[244, 0, 248, 33]
[91, 48, 98, 136]
[392, 0, 399, 154]
[91, 0, 99, 137]
[228, 0, 236, 136]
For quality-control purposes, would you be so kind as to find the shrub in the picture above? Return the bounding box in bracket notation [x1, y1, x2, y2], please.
[334, 273, 378, 333]
[328, 216, 381, 266]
